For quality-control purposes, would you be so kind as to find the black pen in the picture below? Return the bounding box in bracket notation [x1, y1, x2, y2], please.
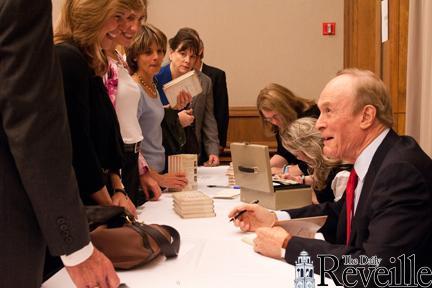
[229, 200, 259, 222]
[207, 185, 240, 189]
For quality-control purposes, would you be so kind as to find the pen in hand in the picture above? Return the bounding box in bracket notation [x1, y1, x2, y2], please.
[229, 200, 259, 222]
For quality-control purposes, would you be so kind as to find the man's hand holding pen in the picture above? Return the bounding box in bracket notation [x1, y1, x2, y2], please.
[227, 201, 277, 232]
[228, 202, 291, 260]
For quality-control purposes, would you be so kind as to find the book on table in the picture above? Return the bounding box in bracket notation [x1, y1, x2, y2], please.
[172, 191, 216, 219]
[162, 70, 202, 106]
[168, 154, 198, 191]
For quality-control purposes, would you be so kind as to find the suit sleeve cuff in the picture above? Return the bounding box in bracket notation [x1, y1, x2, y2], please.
[60, 242, 94, 267]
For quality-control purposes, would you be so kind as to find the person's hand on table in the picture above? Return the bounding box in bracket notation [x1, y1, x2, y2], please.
[153, 172, 188, 191]
[254, 226, 291, 259]
[271, 166, 282, 175]
[228, 203, 277, 232]
[65, 248, 120, 288]
[204, 154, 219, 167]
[112, 192, 137, 218]
[279, 173, 303, 183]
[139, 172, 162, 201]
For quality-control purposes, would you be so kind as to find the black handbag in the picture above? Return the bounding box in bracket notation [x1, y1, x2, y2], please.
[181, 124, 200, 154]
[161, 108, 186, 156]
[86, 206, 180, 270]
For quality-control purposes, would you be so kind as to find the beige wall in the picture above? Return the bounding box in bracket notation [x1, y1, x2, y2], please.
[51, 0, 344, 106]
[52, 0, 64, 24]
[148, 0, 344, 106]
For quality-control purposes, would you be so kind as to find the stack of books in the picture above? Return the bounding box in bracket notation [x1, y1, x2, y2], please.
[172, 191, 216, 219]
[226, 162, 236, 186]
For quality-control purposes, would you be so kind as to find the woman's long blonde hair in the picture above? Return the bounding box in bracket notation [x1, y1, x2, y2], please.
[54, 0, 144, 76]
[280, 117, 340, 191]
[257, 83, 315, 136]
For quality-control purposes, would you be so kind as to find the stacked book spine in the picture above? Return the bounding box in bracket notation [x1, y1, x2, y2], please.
[226, 162, 237, 186]
[172, 191, 216, 219]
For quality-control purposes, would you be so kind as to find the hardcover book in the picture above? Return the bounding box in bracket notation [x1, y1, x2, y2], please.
[163, 70, 202, 106]
[168, 154, 198, 191]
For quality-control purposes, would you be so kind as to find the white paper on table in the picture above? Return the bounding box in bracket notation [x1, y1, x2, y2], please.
[212, 188, 240, 199]
[277, 216, 327, 238]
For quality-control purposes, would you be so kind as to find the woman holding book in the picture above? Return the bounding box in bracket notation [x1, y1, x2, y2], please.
[155, 27, 220, 166]
[126, 24, 189, 195]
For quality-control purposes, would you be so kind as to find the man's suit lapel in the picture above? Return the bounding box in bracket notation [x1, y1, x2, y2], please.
[348, 129, 399, 245]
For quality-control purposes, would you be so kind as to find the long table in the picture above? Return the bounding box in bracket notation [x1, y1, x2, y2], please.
[43, 166, 336, 288]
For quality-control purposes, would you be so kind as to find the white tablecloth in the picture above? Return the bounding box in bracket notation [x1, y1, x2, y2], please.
[43, 166, 336, 288]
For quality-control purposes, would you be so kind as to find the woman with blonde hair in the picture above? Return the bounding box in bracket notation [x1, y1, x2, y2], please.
[257, 83, 320, 177]
[54, 0, 143, 214]
[280, 117, 351, 203]
[102, 5, 171, 206]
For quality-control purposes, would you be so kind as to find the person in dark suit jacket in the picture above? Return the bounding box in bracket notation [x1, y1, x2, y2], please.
[54, 0, 138, 215]
[0, 0, 119, 287]
[228, 69, 432, 283]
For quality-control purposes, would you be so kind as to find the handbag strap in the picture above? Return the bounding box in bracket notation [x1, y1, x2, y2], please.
[134, 223, 180, 258]
[126, 223, 151, 249]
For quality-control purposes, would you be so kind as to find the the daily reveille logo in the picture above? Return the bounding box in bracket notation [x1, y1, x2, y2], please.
[294, 251, 315, 288]
[294, 251, 432, 287]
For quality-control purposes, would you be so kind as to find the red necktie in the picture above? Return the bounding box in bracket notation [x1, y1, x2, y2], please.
[345, 169, 358, 245]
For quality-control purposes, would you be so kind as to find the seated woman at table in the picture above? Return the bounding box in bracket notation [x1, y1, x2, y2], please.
[126, 24, 189, 195]
[155, 27, 220, 167]
[280, 117, 351, 203]
[257, 83, 320, 177]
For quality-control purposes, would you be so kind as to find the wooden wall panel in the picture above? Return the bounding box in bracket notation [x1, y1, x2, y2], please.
[226, 107, 276, 148]
[221, 107, 277, 163]
[344, 0, 381, 74]
[344, 0, 408, 135]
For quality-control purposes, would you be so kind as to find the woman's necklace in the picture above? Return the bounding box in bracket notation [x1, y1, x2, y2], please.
[136, 74, 157, 97]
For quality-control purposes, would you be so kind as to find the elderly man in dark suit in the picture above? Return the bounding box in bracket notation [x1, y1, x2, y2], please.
[229, 69, 432, 284]
[0, 0, 119, 287]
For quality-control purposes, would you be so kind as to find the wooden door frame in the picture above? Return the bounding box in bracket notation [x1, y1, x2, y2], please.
[344, 0, 408, 134]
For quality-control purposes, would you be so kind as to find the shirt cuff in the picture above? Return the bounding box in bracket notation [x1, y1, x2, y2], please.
[281, 248, 286, 259]
[60, 242, 94, 267]
[274, 210, 291, 221]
